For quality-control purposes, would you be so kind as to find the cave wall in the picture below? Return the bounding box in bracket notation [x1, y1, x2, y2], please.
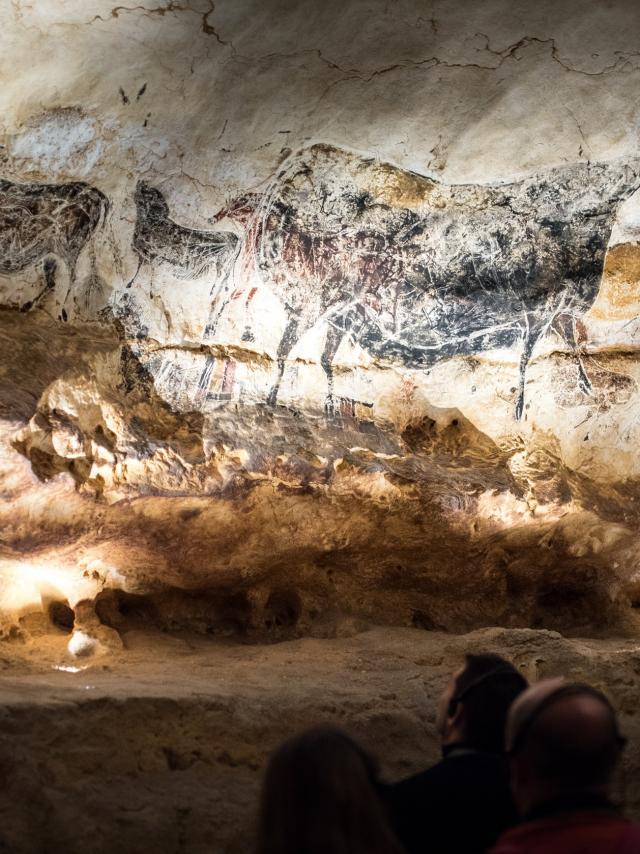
[2, 0, 640, 639]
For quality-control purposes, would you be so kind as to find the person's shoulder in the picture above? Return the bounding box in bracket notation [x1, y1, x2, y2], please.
[488, 842, 519, 854]
[489, 813, 639, 854]
[387, 759, 447, 799]
[388, 750, 512, 811]
[488, 820, 543, 854]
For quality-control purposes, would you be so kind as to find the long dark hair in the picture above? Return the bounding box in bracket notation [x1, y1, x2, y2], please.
[257, 725, 403, 854]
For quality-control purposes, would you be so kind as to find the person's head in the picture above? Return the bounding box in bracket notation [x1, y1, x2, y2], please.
[506, 679, 626, 816]
[436, 653, 528, 753]
[258, 725, 403, 854]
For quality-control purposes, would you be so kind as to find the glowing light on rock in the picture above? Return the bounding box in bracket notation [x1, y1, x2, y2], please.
[0, 557, 102, 619]
[67, 631, 99, 658]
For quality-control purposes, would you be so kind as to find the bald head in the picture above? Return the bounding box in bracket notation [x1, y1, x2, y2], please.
[506, 677, 566, 755]
[507, 680, 625, 814]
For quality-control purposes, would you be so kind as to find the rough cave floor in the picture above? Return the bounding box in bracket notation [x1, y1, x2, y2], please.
[1, 626, 639, 854]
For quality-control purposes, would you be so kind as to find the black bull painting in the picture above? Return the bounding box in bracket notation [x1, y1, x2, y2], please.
[214, 144, 640, 419]
[0, 179, 109, 315]
[1, 143, 639, 421]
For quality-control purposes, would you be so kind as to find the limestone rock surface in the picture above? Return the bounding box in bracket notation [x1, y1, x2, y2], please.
[1, 627, 640, 853]
[1, 0, 640, 637]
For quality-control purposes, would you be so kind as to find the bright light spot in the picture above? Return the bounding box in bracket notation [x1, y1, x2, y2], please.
[0, 565, 41, 613]
[0, 554, 104, 617]
[52, 664, 86, 673]
[67, 631, 98, 658]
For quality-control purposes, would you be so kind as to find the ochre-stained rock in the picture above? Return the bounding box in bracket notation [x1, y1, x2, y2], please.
[591, 242, 640, 320]
[3, 4, 640, 853]
[1, 0, 640, 643]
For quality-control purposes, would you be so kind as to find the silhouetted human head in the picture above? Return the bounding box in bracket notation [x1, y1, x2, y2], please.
[436, 653, 528, 753]
[257, 725, 403, 854]
[506, 679, 626, 816]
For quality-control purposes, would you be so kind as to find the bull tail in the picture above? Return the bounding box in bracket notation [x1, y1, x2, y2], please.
[98, 190, 111, 228]
[514, 317, 545, 421]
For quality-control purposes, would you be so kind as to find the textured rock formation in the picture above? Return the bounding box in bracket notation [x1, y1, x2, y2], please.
[1, 627, 640, 853]
[3, 4, 640, 853]
[2, 0, 640, 642]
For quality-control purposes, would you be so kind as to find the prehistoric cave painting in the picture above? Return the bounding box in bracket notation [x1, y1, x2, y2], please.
[551, 353, 637, 412]
[203, 192, 264, 338]
[240, 286, 259, 342]
[195, 355, 237, 404]
[214, 145, 640, 419]
[128, 182, 239, 310]
[0, 178, 109, 317]
[336, 397, 375, 432]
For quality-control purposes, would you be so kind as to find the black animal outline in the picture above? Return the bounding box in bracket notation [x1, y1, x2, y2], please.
[0, 178, 110, 316]
[215, 144, 640, 419]
[128, 182, 240, 317]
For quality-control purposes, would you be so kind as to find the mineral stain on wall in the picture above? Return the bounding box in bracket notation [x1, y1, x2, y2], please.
[592, 242, 640, 319]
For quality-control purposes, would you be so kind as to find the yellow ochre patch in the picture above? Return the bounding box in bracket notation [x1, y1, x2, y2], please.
[359, 161, 436, 209]
[589, 242, 640, 320]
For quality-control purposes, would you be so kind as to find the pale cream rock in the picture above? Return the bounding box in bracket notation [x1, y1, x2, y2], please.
[0, 0, 640, 636]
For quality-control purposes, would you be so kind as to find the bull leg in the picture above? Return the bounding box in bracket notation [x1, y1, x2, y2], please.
[320, 323, 346, 418]
[552, 312, 592, 395]
[515, 320, 543, 421]
[241, 288, 258, 343]
[204, 291, 230, 339]
[125, 256, 143, 289]
[266, 315, 299, 407]
[59, 249, 83, 317]
[20, 258, 57, 313]
[203, 268, 235, 339]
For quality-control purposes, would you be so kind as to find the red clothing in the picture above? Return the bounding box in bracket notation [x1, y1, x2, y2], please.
[490, 812, 640, 853]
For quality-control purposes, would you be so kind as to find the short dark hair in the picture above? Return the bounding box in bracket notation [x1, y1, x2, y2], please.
[512, 684, 625, 789]
[451, 653, 527, 753]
